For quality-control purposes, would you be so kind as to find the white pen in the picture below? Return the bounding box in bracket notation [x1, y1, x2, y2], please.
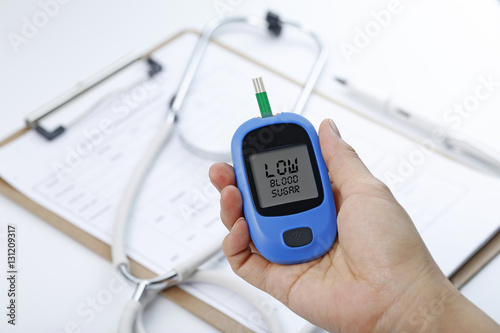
[334, 77, 500, 175]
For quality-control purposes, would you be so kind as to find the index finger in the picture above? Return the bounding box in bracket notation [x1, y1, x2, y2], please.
[209, 162, 236, 192]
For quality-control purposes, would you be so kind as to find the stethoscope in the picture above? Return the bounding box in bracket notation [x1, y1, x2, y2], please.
[112, 11, 328, 333]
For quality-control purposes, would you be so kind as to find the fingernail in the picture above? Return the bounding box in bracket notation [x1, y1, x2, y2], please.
[232, 217, 245, 231]
[329, 119, 341, 137]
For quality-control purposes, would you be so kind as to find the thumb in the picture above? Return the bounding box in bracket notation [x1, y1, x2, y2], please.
[318, 119, 375, 197]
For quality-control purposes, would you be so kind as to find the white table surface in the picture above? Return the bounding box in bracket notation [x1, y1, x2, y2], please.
[0, 0, 499, 331]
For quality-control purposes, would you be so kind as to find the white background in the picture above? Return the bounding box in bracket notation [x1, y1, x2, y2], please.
[0, 0, 499, 332]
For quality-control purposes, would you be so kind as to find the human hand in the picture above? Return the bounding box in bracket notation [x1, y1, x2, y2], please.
[209, 119, 500, 332]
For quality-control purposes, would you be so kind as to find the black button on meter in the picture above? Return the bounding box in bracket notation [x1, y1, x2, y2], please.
[283, 227, 313, 247]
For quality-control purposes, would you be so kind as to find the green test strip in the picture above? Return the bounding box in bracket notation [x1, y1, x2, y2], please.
[252, 77, 273, 118]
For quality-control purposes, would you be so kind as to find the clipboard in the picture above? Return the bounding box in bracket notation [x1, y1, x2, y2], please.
[0, 29, 499, 332]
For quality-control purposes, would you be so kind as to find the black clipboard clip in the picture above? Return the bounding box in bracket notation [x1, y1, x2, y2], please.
[26, 56, 163, 141]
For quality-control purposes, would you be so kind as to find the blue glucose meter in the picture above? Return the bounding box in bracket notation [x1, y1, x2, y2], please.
[231, 78, 337, 265]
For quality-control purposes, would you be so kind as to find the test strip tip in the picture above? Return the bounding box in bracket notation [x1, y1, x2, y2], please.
[252, 77, 266, 94]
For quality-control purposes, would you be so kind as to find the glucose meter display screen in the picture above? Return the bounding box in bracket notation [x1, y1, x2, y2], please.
[249, 144, 319, 209]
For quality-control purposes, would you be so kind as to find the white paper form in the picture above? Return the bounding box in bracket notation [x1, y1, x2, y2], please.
[0, 32, 499, 331]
